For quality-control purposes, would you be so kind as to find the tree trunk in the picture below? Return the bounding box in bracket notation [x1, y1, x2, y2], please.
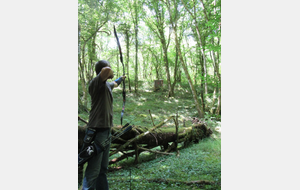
[176, 41, 203, 118]
[134, 25, 138, 93]
[170, 46, 179, 93]
[124, 27, 132, 93]
[210, 85, 217, 114]
[181, 0, 210, 114]
[215, 90, 221, 115]
[80, 41, 88, 107]
[200, 48, 205, 112]
[148, 46, 160, 80]
[161, 44, 173, 97]
[134, 1, 139, 93]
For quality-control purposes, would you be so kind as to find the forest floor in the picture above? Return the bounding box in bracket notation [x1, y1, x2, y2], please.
[78, 82, 221, 189]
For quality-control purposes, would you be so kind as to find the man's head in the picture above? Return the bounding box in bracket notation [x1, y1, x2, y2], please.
[95, 60, 111, 75]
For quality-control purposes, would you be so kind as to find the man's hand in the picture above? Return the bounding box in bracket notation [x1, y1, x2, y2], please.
[100, 67, 114, 82]
[107, 68, 114, 79]
[113, 75, 126, 87]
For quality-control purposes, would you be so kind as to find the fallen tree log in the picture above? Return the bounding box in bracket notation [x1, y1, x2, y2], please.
[110, 116, 175, 156]
[78, 115, 212, 187]
[78, 116, 212, 163]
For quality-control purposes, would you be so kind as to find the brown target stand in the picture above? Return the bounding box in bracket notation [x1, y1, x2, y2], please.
[154, 79, 163, 91]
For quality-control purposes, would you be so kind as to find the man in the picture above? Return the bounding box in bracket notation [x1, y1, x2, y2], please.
[82, 60, 126, 190]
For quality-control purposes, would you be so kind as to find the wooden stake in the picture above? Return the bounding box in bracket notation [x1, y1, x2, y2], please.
[148, 109, 155, 126]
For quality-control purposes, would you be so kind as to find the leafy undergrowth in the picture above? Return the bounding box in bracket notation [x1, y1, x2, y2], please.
[107, 136, 221, 190]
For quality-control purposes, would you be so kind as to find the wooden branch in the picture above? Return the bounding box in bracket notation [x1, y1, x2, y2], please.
[81, 20, 108, 44]
[98, 30, 110, 36]
[145, 17, 161, 40]
[175, 112, 179, 153]
[109, 150, 137, 165]
[148, 110, 159, 145]
[199, 0, 209, 21]
[180, 0, 196, 20]
[167, 26, 172, 49]
[137, 146, 174, 155]
[148, 109, 155, 126]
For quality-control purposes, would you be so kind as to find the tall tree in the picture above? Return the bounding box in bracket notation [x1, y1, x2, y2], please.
[144, 0, 173, 97]
[123, 23, 133, 92]
[128, 0, 142, 93]
[165, 0, 204, 118]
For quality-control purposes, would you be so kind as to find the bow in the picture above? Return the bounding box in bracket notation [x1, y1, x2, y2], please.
[114, 25, 126, 126]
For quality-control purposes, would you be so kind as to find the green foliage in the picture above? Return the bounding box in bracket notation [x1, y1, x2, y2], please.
[106, 138, 221, 190]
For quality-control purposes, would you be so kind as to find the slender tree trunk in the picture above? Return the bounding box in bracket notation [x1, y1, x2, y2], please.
[215, 92, 221, 115]
[167, 0, 203, 118]
[80, 41, 88, 107]
[78, 21, 81, 69]
[199, 0, 220, 98]
[181, 0, 210, 113]
[200, 60, 205, 112]
[175, 37, 203, 118]
[87, 33, 97, 82]
[148, 47, 160, 80]
[210, 86, 217, 114]
[134, 0, 139, 93]
[203, 53, 208, 96]
[142, 53, 147, 79]
[135, 25, 138, 93]
[160, 38, 172, 97]
[134, 32, 138, 92]
[171, 46, 179, 93]
[125, 27, 132, 93]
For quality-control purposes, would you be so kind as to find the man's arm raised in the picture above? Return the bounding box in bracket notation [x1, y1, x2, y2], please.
[100, 67, 114, 83]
